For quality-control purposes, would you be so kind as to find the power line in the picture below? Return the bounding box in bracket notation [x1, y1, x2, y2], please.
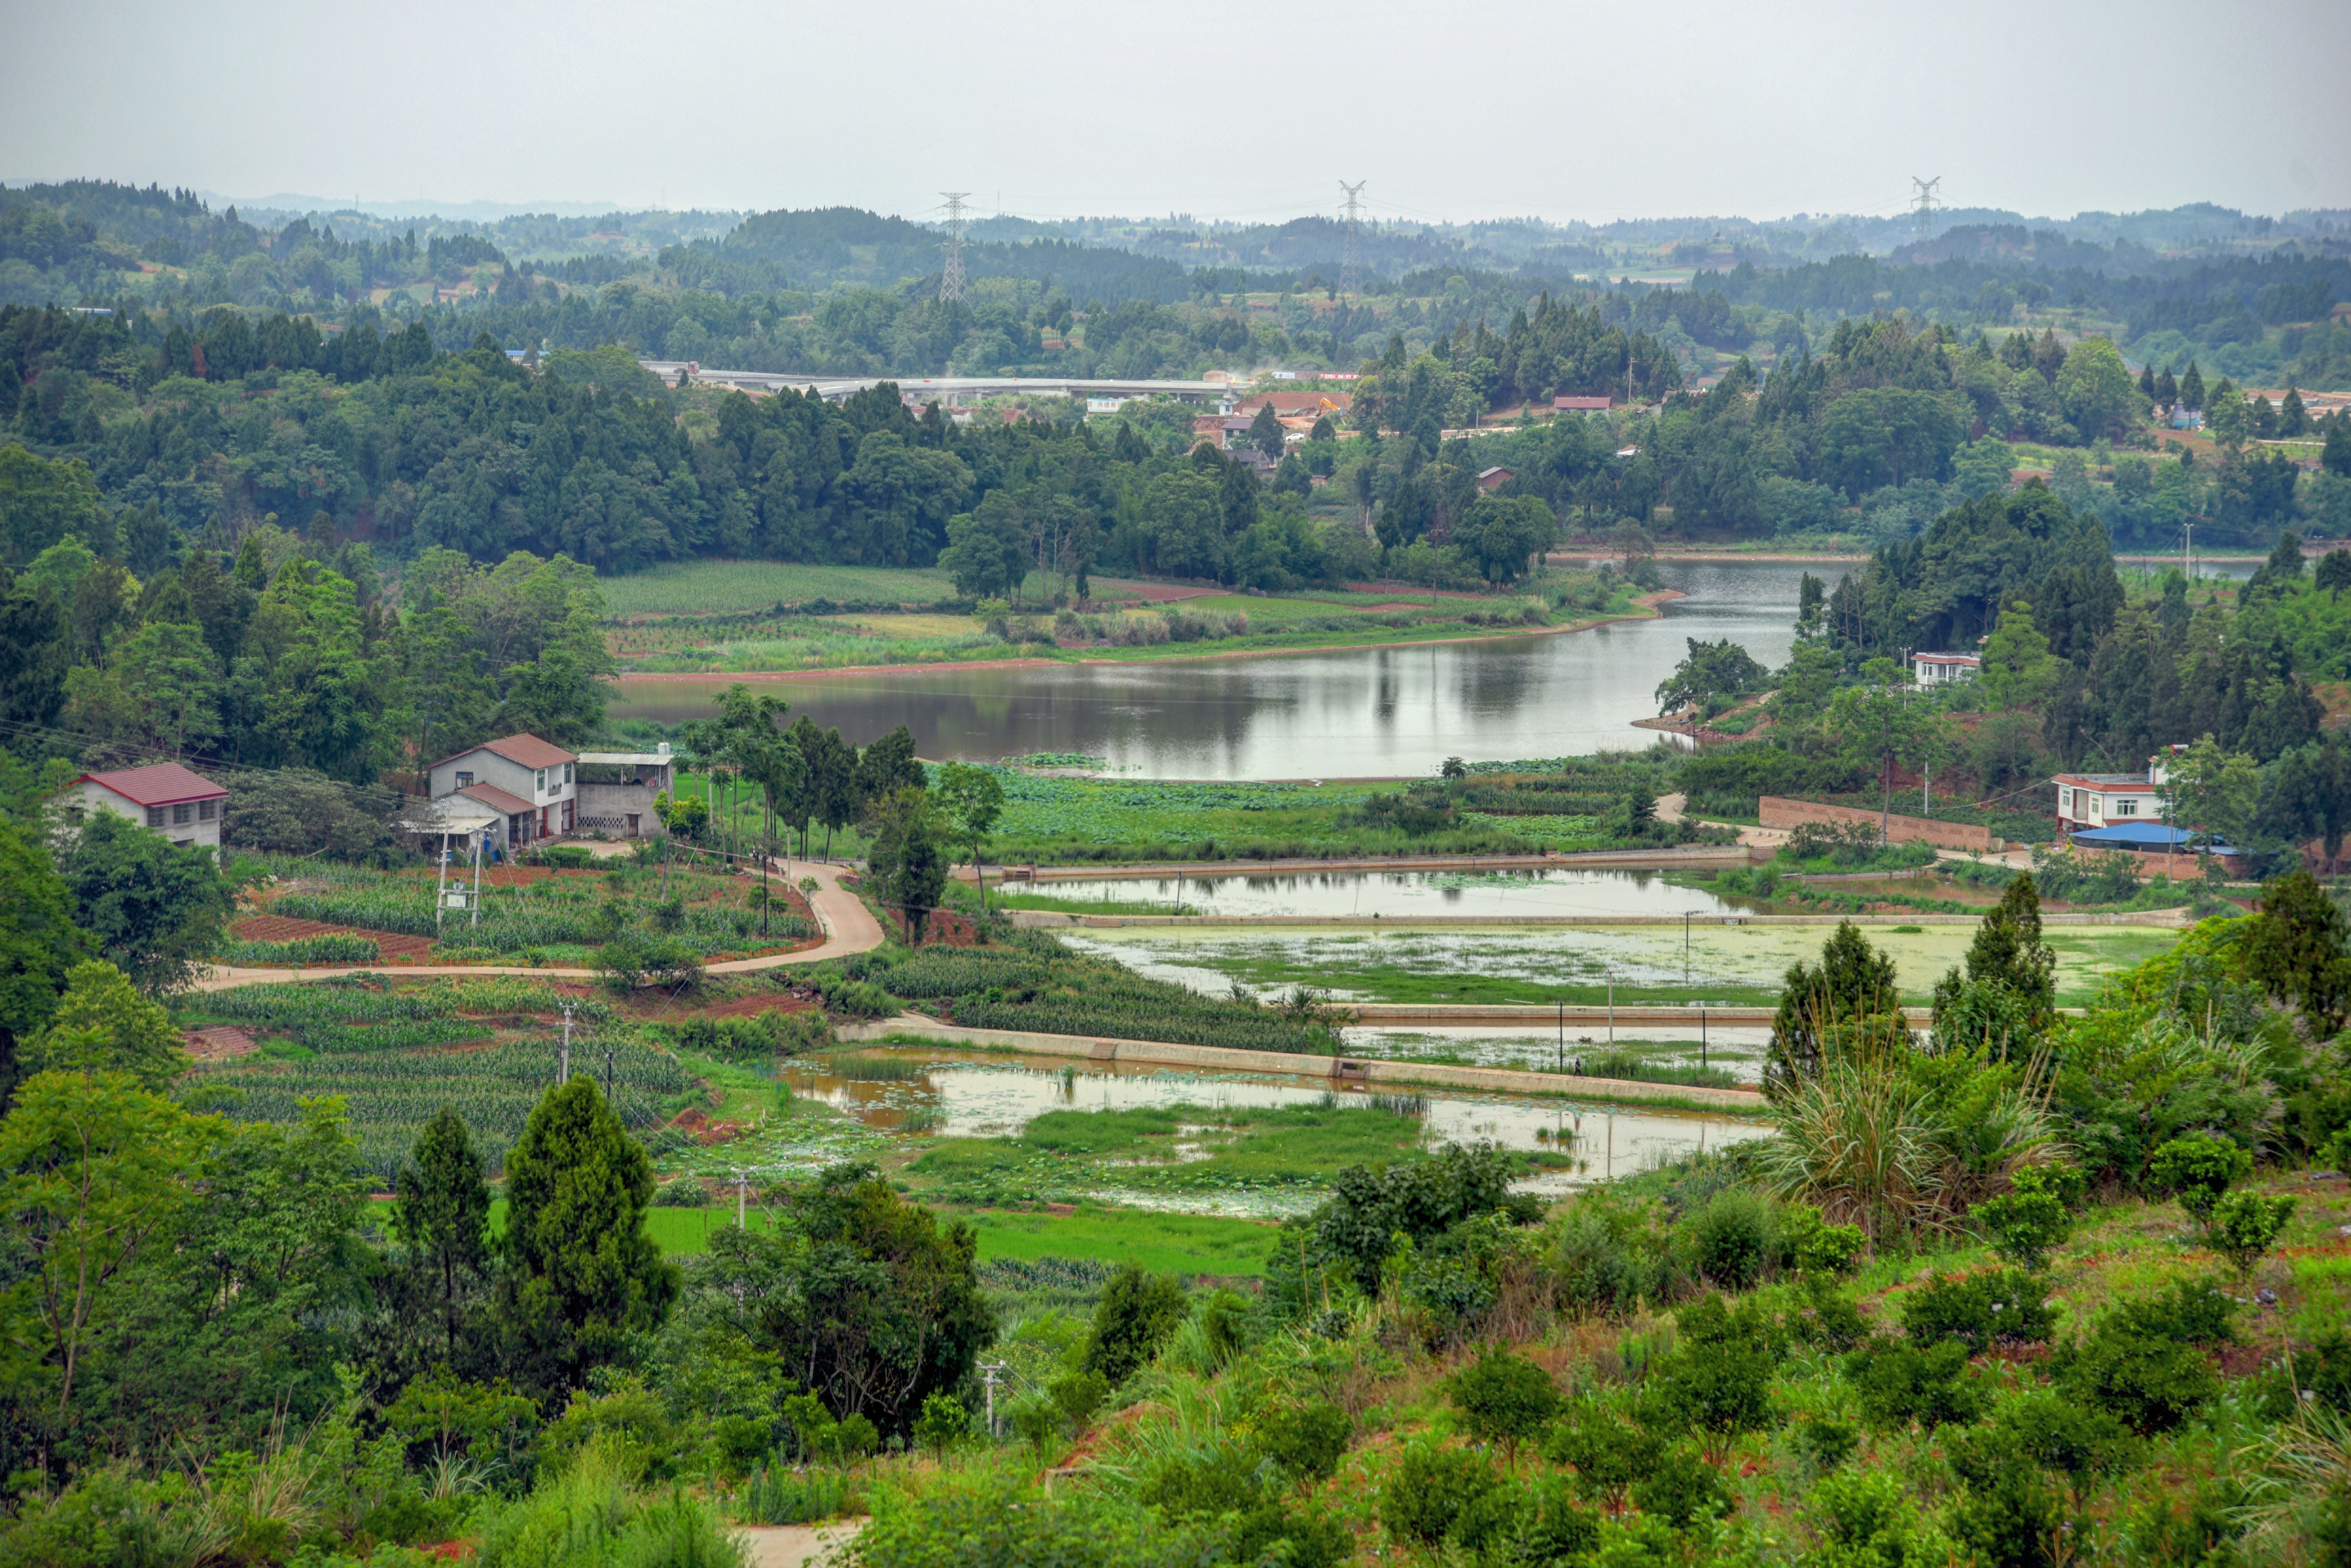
[938, 192, 969, 306]
[1338, 181, 1366, 298]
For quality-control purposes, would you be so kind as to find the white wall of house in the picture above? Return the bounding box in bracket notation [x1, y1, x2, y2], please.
[428, 749, 576, 837]
[68, 781, 223, 848]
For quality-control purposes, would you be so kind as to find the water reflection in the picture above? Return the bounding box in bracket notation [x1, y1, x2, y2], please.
[1014, 866, 1751, 919]
[779, 1047, 1766, 1204]
[610, 560, 1810, 777]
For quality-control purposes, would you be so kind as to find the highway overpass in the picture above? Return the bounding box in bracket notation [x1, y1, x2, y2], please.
[637, 361, 1235, 406]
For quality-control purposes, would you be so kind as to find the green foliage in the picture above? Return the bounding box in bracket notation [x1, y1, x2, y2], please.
[220, 932, 382, 965]
[2053, 1302, 2220, 1436]
[387, 1107, 495, 1379]
[1082, 1264, 1188, 1385]
[1644, 1293, 1782, 1445]
[913, 1392, 969, 1461]
[1380, 1440, 1499, 1546]
[2204, 1189, 2295, 1278]
[1899, 1266, 2056, 1352]
[1848, 1340, 1991, 1431]
[1684, 1187, 1774, 1288]
[1255, 1400, 1352, 1483]
[18, 961, 184, 1090]
[1969, 1174, 2077, 1271]
[2242, 866, 2351, 1028]
[53, 811, 238, 996]
[494, 1079, 680, 1400]
[1311, 1139, 1530, 1295]
[1629, 1445, 1730, 1530]
[1447, 1346, 1562, 1460]
[2150, 1134, 2252, 1222]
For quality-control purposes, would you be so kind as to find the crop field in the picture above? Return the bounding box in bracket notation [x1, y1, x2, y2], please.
[1064, 922, 2183, 1008]
[600, 560, 963, 616]
[186, 977, 692, 1181]
[251, 854, 813, 960]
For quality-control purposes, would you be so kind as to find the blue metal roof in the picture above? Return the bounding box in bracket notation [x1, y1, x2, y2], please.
[2070, 823, 2232, 853]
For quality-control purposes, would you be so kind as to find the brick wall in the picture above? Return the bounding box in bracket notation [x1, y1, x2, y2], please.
[1759, 796, 2001, 853]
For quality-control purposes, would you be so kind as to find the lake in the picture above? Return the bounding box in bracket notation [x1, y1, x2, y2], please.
[608, 558, 1812, 778]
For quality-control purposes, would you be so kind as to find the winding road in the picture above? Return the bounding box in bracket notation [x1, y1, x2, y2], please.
[192, 864, 886, 992]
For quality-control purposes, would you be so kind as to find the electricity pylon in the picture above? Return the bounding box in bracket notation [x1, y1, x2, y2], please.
[939, 192, 969, 305]
[1339, 181, 1366, 297]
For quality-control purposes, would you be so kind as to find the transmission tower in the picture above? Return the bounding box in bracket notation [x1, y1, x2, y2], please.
[938, 192, 970, 305]
[1910, 176, 1942, 244]
[1338, 180, 1367, 297]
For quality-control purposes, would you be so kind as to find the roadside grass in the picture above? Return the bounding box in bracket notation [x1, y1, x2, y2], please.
[985, 890, 1185, 916]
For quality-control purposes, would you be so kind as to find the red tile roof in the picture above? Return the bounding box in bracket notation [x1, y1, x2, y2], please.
[76, 763, 226, 807]
[459, 782, 538, 816]
[1553, 395, 1613, 410]
[432, 733, 577, 770]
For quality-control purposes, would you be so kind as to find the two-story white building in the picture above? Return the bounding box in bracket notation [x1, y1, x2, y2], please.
[427, 733, 579, 851]
[65, 762, 228, 850]
[2053, 747, 2185, 833]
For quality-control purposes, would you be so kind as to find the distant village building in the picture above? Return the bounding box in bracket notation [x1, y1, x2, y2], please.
[1476, 467, 1515, 491]
[1910, 652, 1980, 687]
[65, 763, 227, 851]
[1553, 395, 1613, 412]
[2053, 747, 2185, 833]
[428, 733, 579, 851]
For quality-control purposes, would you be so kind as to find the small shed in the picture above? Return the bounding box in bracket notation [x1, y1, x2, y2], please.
[1476, 466, 1515, 491]
[575, 745, 678, 839]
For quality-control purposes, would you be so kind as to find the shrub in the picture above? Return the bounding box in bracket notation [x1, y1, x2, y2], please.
[651, 1180, 711, 1208]
[1849, 1341, 1991, 1431]
[1629, 1446, 1729, 1530]
[2205, 1190, 2295, 1278]
[1970, 1163, 2084, 1270]
[1900, 1267, 2055, 1352]
[1542, 1404, 1665, 1511]
[1082, 1264, 1188, 1385]
[1644, 1294, 1782, 1446]
[1806, 1468, 1953, 1565]
[731, 1463, 848, 1526]
[1256, 1401, 1352, 1484]
[1685, 1188, 1773, 1288]
[913, 1392, 969, 1461]
[1774, 1204, 1865, 1278]
[591, 934, 704, 994]
[1379, 1441, 1499, 1546]
[2150, 1135, 2252, 1221]
[1975, 1390, 2136, 1487]
[1791, 1280, 1870, 1352]
[1793, 1414, 1859, 1473]
[2055, 1313, 2218, 1435]
[1448, 1347, 1563, 1462]
[2120, 1278, 2238, 1347]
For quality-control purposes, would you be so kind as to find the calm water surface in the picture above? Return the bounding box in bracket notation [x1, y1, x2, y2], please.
[1007, 866, 1751, 919]
[611, 560, 1810, 778]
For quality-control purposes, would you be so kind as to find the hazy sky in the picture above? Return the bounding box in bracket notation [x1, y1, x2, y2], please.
[7, 0, 2346, 226]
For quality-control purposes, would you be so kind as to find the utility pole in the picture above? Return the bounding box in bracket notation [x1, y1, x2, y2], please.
[435, 839, 449, 937]
[1910, 176, 1942, 245]
[939, 192, 970, 305]
[736, 1171, 748, 1229]
[469, 829, 483, 930]
[1338, 181, 1366, 298]
[559, 999, 575, 1084]
[979, 1361, 1006, 1437]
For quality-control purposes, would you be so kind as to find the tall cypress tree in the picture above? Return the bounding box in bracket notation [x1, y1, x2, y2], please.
[493, 1078, 677, 1399]
[392, 1106, 494, 1375]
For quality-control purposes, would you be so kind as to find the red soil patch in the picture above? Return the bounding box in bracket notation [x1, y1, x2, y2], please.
[232, 915, 438, 962]
[183, 1026, 259, 1062]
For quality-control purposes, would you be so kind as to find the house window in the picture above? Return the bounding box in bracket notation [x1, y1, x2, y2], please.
[456, 770, 474, 789]
[2115, 798, 2137, 816]
[2058, 786, 2071, 814]
[2088, 795, 2102, 817]
[563, 798, 575, 832]
[146, 807, 166, 828]
[173, 803, 192, 825]
[564, 762, 574, 786]
[197, 800, 216, 821]
[536, 769, 547, 794]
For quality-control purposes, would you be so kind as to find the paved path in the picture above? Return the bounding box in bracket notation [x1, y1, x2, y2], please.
[737, 1522, 862, 1567]
[191, 864, 885, 992]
